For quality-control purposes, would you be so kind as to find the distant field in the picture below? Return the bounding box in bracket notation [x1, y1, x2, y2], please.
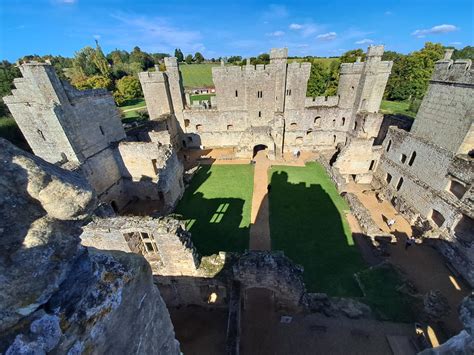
[380, 100, 416, 119]
[179, 63, 219, 88]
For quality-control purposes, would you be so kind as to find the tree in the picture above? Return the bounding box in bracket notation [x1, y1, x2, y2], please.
[194, 52, 204, 63]
[453, 46, 474, 60]
[74, 75, 113, 91]
[340, 49, 365, 63]
[174, 48, 184, 62]
[306, 62, 328, 97]
[129, 46, 154, 70]
[385, 42, 444, 101]
[185, 54, 193, 64]
[228, 56, 242, 63]
[113, 75, 142, 105]
[92, 40, 111, 77]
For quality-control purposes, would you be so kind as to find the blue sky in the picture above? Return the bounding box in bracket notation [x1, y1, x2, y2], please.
[0, 0, 472, 61]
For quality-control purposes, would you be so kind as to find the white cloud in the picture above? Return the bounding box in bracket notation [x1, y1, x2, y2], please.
[107, 13, 204, 53]
[289, 23, 303, 30]
[289, 23, 321, 37]
[412, 24, 458, 38]
[450, 41, 462, 46]
[54, 0, 77, 4]
[317, 32, 337, 41]
[355, 38, 374, 44]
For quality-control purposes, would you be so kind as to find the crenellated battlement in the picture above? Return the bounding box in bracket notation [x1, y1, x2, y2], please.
[340, 62, 365, 74]
[304, 95, 339, 107]
[431, 59, 473, 85]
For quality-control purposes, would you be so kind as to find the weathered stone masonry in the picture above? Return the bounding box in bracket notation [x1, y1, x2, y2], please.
[4, 62, 185, 213]
[372, 51, 474, 286]
[140, 46, 393, 182]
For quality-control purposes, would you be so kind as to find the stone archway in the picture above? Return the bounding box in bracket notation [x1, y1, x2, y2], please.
[253, 144, 268, 158]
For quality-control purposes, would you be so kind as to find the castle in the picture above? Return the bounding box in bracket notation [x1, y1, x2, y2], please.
[1, 46, 473, 353]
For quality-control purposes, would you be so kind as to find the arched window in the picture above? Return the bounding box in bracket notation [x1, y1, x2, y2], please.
[341, 117, 346, 126]
[235, 90, 238, 97]
[306, 129, 313, 135]
[353, 121, 358, 130]
[333, 135, 336, 143]
[258, 111, 262, 118]
[227, 124, 234, 131]
[332, 119, 336, 127]
[314, 116, 321, 127]
[295, 137, 303, 145]
[290, 122, 297, 129]
[196, 124, 203, 131]
[408, 152, 416, 166]
[386, 140, 392, 152]
[184, 119, 190, 128]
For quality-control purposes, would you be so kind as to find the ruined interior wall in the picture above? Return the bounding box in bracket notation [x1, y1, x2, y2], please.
[117, 142, 184, 209]
[410, 60, 473, 154]
[138, 70, 172, 118]
[63, 83, 126, 160]
[0, 139, 179, 354]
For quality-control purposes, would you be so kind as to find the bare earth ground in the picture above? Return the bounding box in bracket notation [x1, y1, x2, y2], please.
[241, 288, 416, 355]
[169, 306, 227, 355]
[346, 182, 470, 341]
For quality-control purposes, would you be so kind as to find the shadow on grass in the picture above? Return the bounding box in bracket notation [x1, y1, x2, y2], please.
[269, 169, 365, 297]
[174, 165, 250, 256]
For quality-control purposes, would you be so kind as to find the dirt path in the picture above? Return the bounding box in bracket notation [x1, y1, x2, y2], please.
[249, 150, 271, 250]
[346, 182, 470, 339]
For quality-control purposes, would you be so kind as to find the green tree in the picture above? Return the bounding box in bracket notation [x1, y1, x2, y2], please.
[194, 52, 205, 63]
[385, 42, 444, 101]
[174, 48, 184, 62]
[113, 75, 143, 105]
[307, 62, 328, 97]
[185, 54, 193, 64]
[228, 56, 242, 63]
[453, 46, 474, 60]
[72, 46, 99, 78]
[92, 40, 111, 77]
[340, 49, 365, 63]
[74, 75, 113, 91]
[129, 46, 154, 70]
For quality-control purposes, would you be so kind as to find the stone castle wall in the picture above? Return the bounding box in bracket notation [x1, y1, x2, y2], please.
[372, 52, 474, 286]
[410, 59, 473, 154]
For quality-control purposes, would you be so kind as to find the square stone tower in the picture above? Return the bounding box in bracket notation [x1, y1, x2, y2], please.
[3, 62, 126, 164]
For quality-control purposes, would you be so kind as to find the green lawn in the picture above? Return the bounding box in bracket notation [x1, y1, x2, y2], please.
[381, 100, 416, 119]
[190, 93, 215, 102]
[269, 162, 366, 296]
[118, 98, 146, 110]
[175, 164, 254, 256]
[179, 63, 219, 88]
[356, 264, 419, 323]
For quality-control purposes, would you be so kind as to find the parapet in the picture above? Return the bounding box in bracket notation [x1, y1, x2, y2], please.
[367, 45, 384, 57]
[305, 95, 339, 108]
[270, 48, 288, 60]
[431, 59, 473, 85]
[340, 62, 365, 74]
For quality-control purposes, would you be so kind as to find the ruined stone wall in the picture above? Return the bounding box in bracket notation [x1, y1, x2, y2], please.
[117, 142, 184, 209]
[0, 139, 179, 354]
[411, 59, 473, 154]
[373, 127, 474, 285]
[138, 69, 172, 118]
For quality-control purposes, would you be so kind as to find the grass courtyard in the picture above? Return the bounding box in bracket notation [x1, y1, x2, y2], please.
[175, 164, 254, 256]
[269, 162, 366, 297]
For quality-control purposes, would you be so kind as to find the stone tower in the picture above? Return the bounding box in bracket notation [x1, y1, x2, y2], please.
[3, 62, 126, 165]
